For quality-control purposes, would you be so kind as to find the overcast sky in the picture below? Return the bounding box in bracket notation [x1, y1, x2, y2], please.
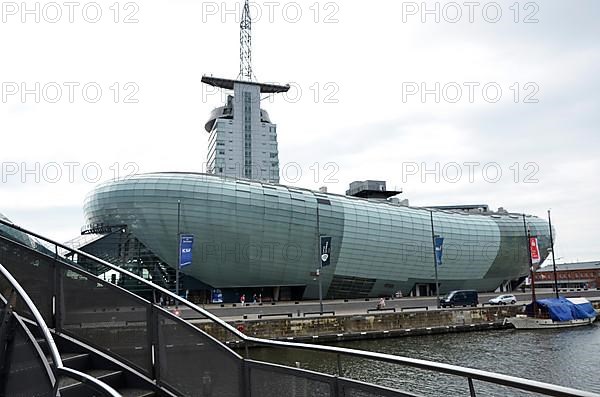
[1, 0, 598, 263]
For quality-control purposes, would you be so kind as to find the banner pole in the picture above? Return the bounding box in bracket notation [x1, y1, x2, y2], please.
[317, 205, 323, 314]
[523, 214, 537, 314]
[430, 210, 440, 308]
[176, 199, 181, 305]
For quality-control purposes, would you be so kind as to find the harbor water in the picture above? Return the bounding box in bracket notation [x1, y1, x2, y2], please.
[250, 324, 600, 396]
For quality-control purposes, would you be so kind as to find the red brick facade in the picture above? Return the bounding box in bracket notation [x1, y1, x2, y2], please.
[535, 264, 600, 289]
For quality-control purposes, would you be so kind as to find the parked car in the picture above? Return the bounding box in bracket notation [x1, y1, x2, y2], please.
[488, 294, 517, 305]
[440, 290, 479, 308]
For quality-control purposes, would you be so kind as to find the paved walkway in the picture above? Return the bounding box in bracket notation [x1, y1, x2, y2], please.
[171, 289, 600, 322]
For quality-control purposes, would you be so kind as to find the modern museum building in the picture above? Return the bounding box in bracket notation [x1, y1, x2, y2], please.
[73, 172, 552, 302]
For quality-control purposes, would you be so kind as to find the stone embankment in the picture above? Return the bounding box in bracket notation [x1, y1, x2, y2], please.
[198, 305, 519, 343]
[197, 301, 600, 343]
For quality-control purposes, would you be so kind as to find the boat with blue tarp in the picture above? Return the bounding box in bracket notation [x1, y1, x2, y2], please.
[508, 297, 597, 329]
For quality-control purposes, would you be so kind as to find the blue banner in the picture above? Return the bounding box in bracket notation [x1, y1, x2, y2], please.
[434, 236, 444, 267]
[320, 236, 332, 267]
[179, 234, 194, 269]
[211, 289, 223, 304]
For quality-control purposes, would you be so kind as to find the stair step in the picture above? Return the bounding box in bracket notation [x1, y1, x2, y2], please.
[59, 369, 123, 394]
[61, 352, 89, 360]
[47, 352, 86, 362]
[45, 352, 91, 371]
[117, 388, 156, 397]
[61, 352, 91, 371]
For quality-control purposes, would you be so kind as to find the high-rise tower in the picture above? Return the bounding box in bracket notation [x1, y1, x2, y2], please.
[202, 0, 289, 183]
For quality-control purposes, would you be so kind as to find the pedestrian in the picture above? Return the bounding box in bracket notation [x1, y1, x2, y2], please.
[240, 294, 246, 305]
[377, 297, 386, 310]
[253, 293, 257, 304]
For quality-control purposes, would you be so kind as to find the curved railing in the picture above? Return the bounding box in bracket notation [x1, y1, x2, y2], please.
[0, 262, 121, 397]
[0, 217, 599, 397]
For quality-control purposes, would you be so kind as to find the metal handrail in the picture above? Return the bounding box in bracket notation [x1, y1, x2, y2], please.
[0, 262, 121, 397]
[1, 218, 599, 397]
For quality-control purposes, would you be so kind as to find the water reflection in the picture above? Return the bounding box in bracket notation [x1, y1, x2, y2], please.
[249, 324, 600, 396]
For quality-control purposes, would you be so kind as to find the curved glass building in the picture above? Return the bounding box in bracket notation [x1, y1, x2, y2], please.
[82, 173, 551, 300]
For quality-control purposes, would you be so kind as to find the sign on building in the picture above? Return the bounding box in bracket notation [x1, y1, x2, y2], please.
[320, 236, 332, 267]
[434, 236, 444, 266]
[179, 234, 194, 269]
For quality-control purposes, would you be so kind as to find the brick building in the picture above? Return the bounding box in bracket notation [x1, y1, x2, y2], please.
[535, 261, 600, 289]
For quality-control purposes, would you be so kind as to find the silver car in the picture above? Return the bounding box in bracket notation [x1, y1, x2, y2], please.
[488, 294, 517, 305]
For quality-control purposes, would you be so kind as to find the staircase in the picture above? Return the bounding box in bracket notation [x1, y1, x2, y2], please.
[1, 263, 158, 397]
[44, 334, 157, 397]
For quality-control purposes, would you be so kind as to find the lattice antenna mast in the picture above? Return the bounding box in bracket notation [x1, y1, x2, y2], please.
[239, 0, 253, 81]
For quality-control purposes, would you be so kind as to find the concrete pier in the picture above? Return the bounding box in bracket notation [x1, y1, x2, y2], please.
[195, 299, 600, 343]
[198, 306, 517, 343]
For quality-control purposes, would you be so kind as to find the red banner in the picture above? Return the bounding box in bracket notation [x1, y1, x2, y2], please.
[529, 237, 540, 264]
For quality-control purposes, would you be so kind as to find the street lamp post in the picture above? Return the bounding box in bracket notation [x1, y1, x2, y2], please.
[317, 268, 323, 314]
[429, 210, 440, 308]
[316, 204, 324, 314]
[523, 214, 537, 314]
[176, 199, 181, 301]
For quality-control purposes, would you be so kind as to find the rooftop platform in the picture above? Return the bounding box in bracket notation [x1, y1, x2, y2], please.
[201, 75, 290, 93]
[345, 180, 402, 199]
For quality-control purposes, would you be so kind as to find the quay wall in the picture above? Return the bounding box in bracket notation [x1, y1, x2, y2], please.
[198, 302, 600, 343]
[198, 306, 522, 343]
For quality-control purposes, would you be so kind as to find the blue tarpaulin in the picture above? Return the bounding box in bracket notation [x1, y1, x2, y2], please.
[526, 297, 597, 321]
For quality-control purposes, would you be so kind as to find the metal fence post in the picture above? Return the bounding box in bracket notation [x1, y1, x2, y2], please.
[468, 378, 477, 397]
[150, 305, 161, 385]
[53, 260, 63, 334]
[147, 303, 157, 381]
[242, 360, 251, 397]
